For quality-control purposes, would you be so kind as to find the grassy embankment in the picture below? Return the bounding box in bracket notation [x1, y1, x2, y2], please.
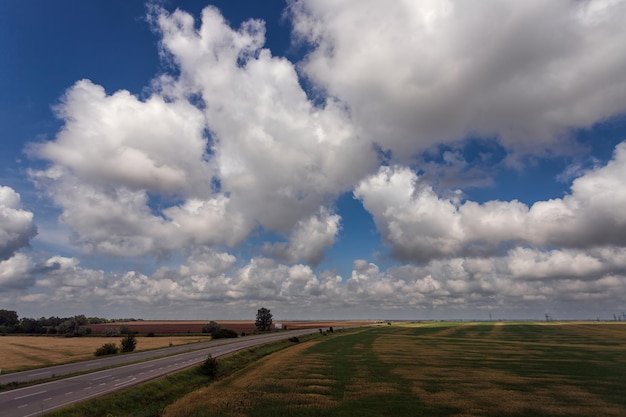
[163, 322, 626, 417]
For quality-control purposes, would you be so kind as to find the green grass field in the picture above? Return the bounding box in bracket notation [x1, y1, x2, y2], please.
[163, 322, 626, 417]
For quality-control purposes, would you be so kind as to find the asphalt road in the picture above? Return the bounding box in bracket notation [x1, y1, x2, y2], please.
[0, 328, 325, 417]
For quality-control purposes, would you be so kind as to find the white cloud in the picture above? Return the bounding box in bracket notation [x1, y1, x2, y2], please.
[153, 5, 376, 231]
[10, 2, 626, 320]
[2, 245, 625, 319]
[290, 0, 626, 159]
[356, 142, 626, 261]
[0, 186, 37, 261]
[28, 80, 245, 257]
[263, 207, 341, 265]
[506, 247, 621, 281]
[29, 5, 376, 262]
[0, 253, 34, 290]
[36, 80, 211, 197]
[355, 166, 465, 261]
[174, 248, 237, 277]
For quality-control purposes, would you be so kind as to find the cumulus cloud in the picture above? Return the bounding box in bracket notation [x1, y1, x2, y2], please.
[385, 248, 626, 312]
[154, 5, 376, 230]
[263, 207, 341, 265]
[12, 2, 626, 319]
[290, 0, 626, 159]
[8, 246, 624, 318]
[0, 253, 35, 290]
[356, 142, 626, 262]
[29, 5, 375, 261]
[0, 186, 37, 261]
[35, 80, 211, 197]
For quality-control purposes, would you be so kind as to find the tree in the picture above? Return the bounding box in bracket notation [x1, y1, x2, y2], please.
[0, 309, 19, 327]
[255, 307, 273, 332]
[58, 316, 90, 337]
[200, 354, 219, 377]
[103, 327, 121, 337]
[120, 332, 138, 352]
[18, 318, 44, 334]
[202, 320, 222, 334]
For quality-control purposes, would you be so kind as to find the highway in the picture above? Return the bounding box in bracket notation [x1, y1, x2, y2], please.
[0, 328, 323, 417]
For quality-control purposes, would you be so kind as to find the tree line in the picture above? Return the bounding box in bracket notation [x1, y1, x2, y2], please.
[0, 309, 141, 336]
[1, 307, 275, 335]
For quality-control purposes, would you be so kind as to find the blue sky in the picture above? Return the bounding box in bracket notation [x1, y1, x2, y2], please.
[2, 0, 626, 321]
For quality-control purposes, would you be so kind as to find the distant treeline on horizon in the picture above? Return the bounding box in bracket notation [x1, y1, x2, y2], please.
[0, 309, 142, 335]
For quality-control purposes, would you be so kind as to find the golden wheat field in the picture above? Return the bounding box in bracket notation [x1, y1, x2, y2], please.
[0, 335, 207, 373]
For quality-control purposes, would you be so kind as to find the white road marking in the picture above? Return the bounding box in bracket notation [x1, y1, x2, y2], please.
[14, 390, 47, 400]
[115, 377, 136, 387]
[26, 371, 50, 377]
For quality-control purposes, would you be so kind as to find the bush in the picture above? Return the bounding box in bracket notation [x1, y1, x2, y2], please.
[288, 336, 300, 343]
[103, 327, 121, 337]
[211, 328, 238, 339]
[95, 342, 119, 356]
[202, 321, 222, 334]
[200, 354, 219, 377]
[120, 332, 137, 352]
[147, 332, 155, 337]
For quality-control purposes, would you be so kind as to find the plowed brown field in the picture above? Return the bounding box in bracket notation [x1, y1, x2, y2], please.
[89, 320, 374, 335]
